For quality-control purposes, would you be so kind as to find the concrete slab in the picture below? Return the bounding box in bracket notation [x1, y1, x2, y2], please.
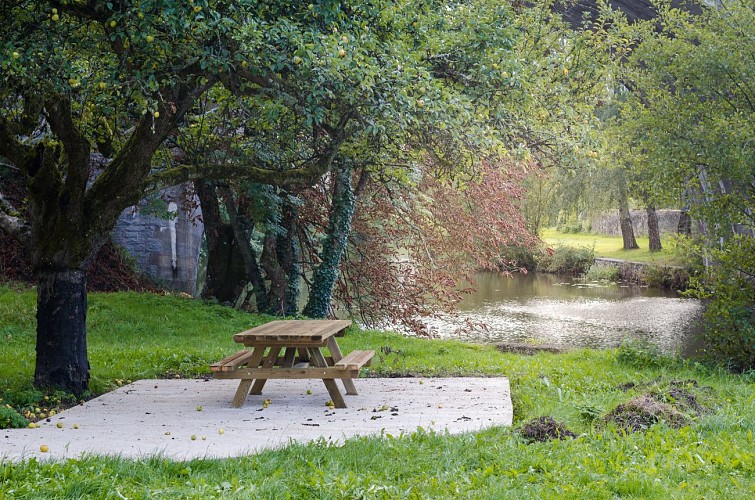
[1, 377, 511, 462]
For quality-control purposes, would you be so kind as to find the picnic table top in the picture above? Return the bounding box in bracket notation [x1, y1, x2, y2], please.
[232, 319, 353, 345]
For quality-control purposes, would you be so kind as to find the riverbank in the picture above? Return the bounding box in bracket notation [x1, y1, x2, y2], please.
[1, 287, 752, 497]
[540, 228, 683, 266]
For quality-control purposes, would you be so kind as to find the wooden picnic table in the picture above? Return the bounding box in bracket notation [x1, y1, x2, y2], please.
[210, 320, 374, 409]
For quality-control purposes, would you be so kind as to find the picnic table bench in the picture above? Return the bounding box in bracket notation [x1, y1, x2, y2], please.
[211, 319, 374, 408]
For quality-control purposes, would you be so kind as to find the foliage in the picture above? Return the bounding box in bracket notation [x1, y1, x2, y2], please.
[686, 236, 755, 372]
[603, 1, 754, 235]
[310, 159, 538, 334]
[0, 288, 754, 497]
[497, 246, 538, 273]
[539, 245, 594, 275]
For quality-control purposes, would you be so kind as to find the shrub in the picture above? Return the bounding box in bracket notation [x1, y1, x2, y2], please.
[540, 245, 594, 275]
[497, 246, 537, 272]
[641, 265, 690, 290]
[685, 235, 755, 372]
[557, 222, 583, 234]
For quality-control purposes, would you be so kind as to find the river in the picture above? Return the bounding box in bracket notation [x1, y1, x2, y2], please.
[422, 272, 705, 355]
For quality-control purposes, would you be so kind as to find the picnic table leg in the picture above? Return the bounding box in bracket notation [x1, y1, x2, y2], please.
[230, 346, 267, 408]
[308, 347, 347, 409]
[250, 346, 282, 395]
[281, 347, 296, 367]
[326, 337, 359, 396]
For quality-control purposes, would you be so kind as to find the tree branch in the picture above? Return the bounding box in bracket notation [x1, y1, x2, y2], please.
[0, 120, 33, 168]
[44, 94, 91, 195]
[85, 79, 215, 233]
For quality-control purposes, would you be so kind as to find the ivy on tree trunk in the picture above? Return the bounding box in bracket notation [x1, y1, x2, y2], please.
[302, 165, 356, 318]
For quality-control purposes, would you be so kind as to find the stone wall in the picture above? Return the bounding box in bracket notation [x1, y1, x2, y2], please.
[111, 184, 204, 296]
[591, 209, 682, 237]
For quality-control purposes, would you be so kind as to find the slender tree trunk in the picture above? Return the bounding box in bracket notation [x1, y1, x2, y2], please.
[677, 210, 692, 235]
[260, 232, 287, 315]
[195, 180, 246, 303]
[279, 200, 301, 316]
[218, 186, 268, 312]
[617, 169, 639, 250]
[677, 189, 692, 235]
[34, 269, 89, 394]
[303, 166, 357, 318]
[646, 205, 662, 251]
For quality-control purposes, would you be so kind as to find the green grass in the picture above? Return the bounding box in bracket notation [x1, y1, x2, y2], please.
[540, 228, 683, 266]
[2, 286, 754, 498]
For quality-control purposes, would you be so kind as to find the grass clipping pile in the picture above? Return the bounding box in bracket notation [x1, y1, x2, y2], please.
[520, 379, 714, 442]
[604, 379, 713, 433]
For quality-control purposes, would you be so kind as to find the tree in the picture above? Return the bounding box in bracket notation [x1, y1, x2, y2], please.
[0, 1, 391, 392]
[183, 0, 527, 319]
[0, 0, 531, 391]
[602, 0, 754, 241]
[599, 1, 754, 367]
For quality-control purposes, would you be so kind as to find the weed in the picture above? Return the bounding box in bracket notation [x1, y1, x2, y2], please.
[617, 340, 675, 369]
[583, 264, 620, 282]
[0, 405, 27, 428]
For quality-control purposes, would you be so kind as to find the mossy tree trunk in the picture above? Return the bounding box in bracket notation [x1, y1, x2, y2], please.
[217, 185, 269, 311]
[279, 200, 301, 316]
[303, 165, 356, 318]
[0, 87, 201, 394]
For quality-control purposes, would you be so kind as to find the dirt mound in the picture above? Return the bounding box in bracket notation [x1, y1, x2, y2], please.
[604, 395, 690, 432]
[520, 416, 576, 442]
[604, 381, 712, 433]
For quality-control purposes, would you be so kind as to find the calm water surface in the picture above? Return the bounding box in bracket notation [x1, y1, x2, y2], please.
[424, 272, 705, 355]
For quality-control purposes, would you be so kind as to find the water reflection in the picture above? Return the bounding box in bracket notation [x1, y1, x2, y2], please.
[425, 272, 704, 355]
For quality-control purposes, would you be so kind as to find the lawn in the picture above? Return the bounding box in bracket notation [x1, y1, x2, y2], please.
[540, 228, 684, 266]
[1, 287, 753, 498]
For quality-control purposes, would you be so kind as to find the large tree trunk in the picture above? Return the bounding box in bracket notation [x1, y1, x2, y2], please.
[303, 166, 357, 318]
[677, 209, 692, 235]
[34, 269, 89, 394]
[646, 205, 662, 251]
[617, 169, 639, 250]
